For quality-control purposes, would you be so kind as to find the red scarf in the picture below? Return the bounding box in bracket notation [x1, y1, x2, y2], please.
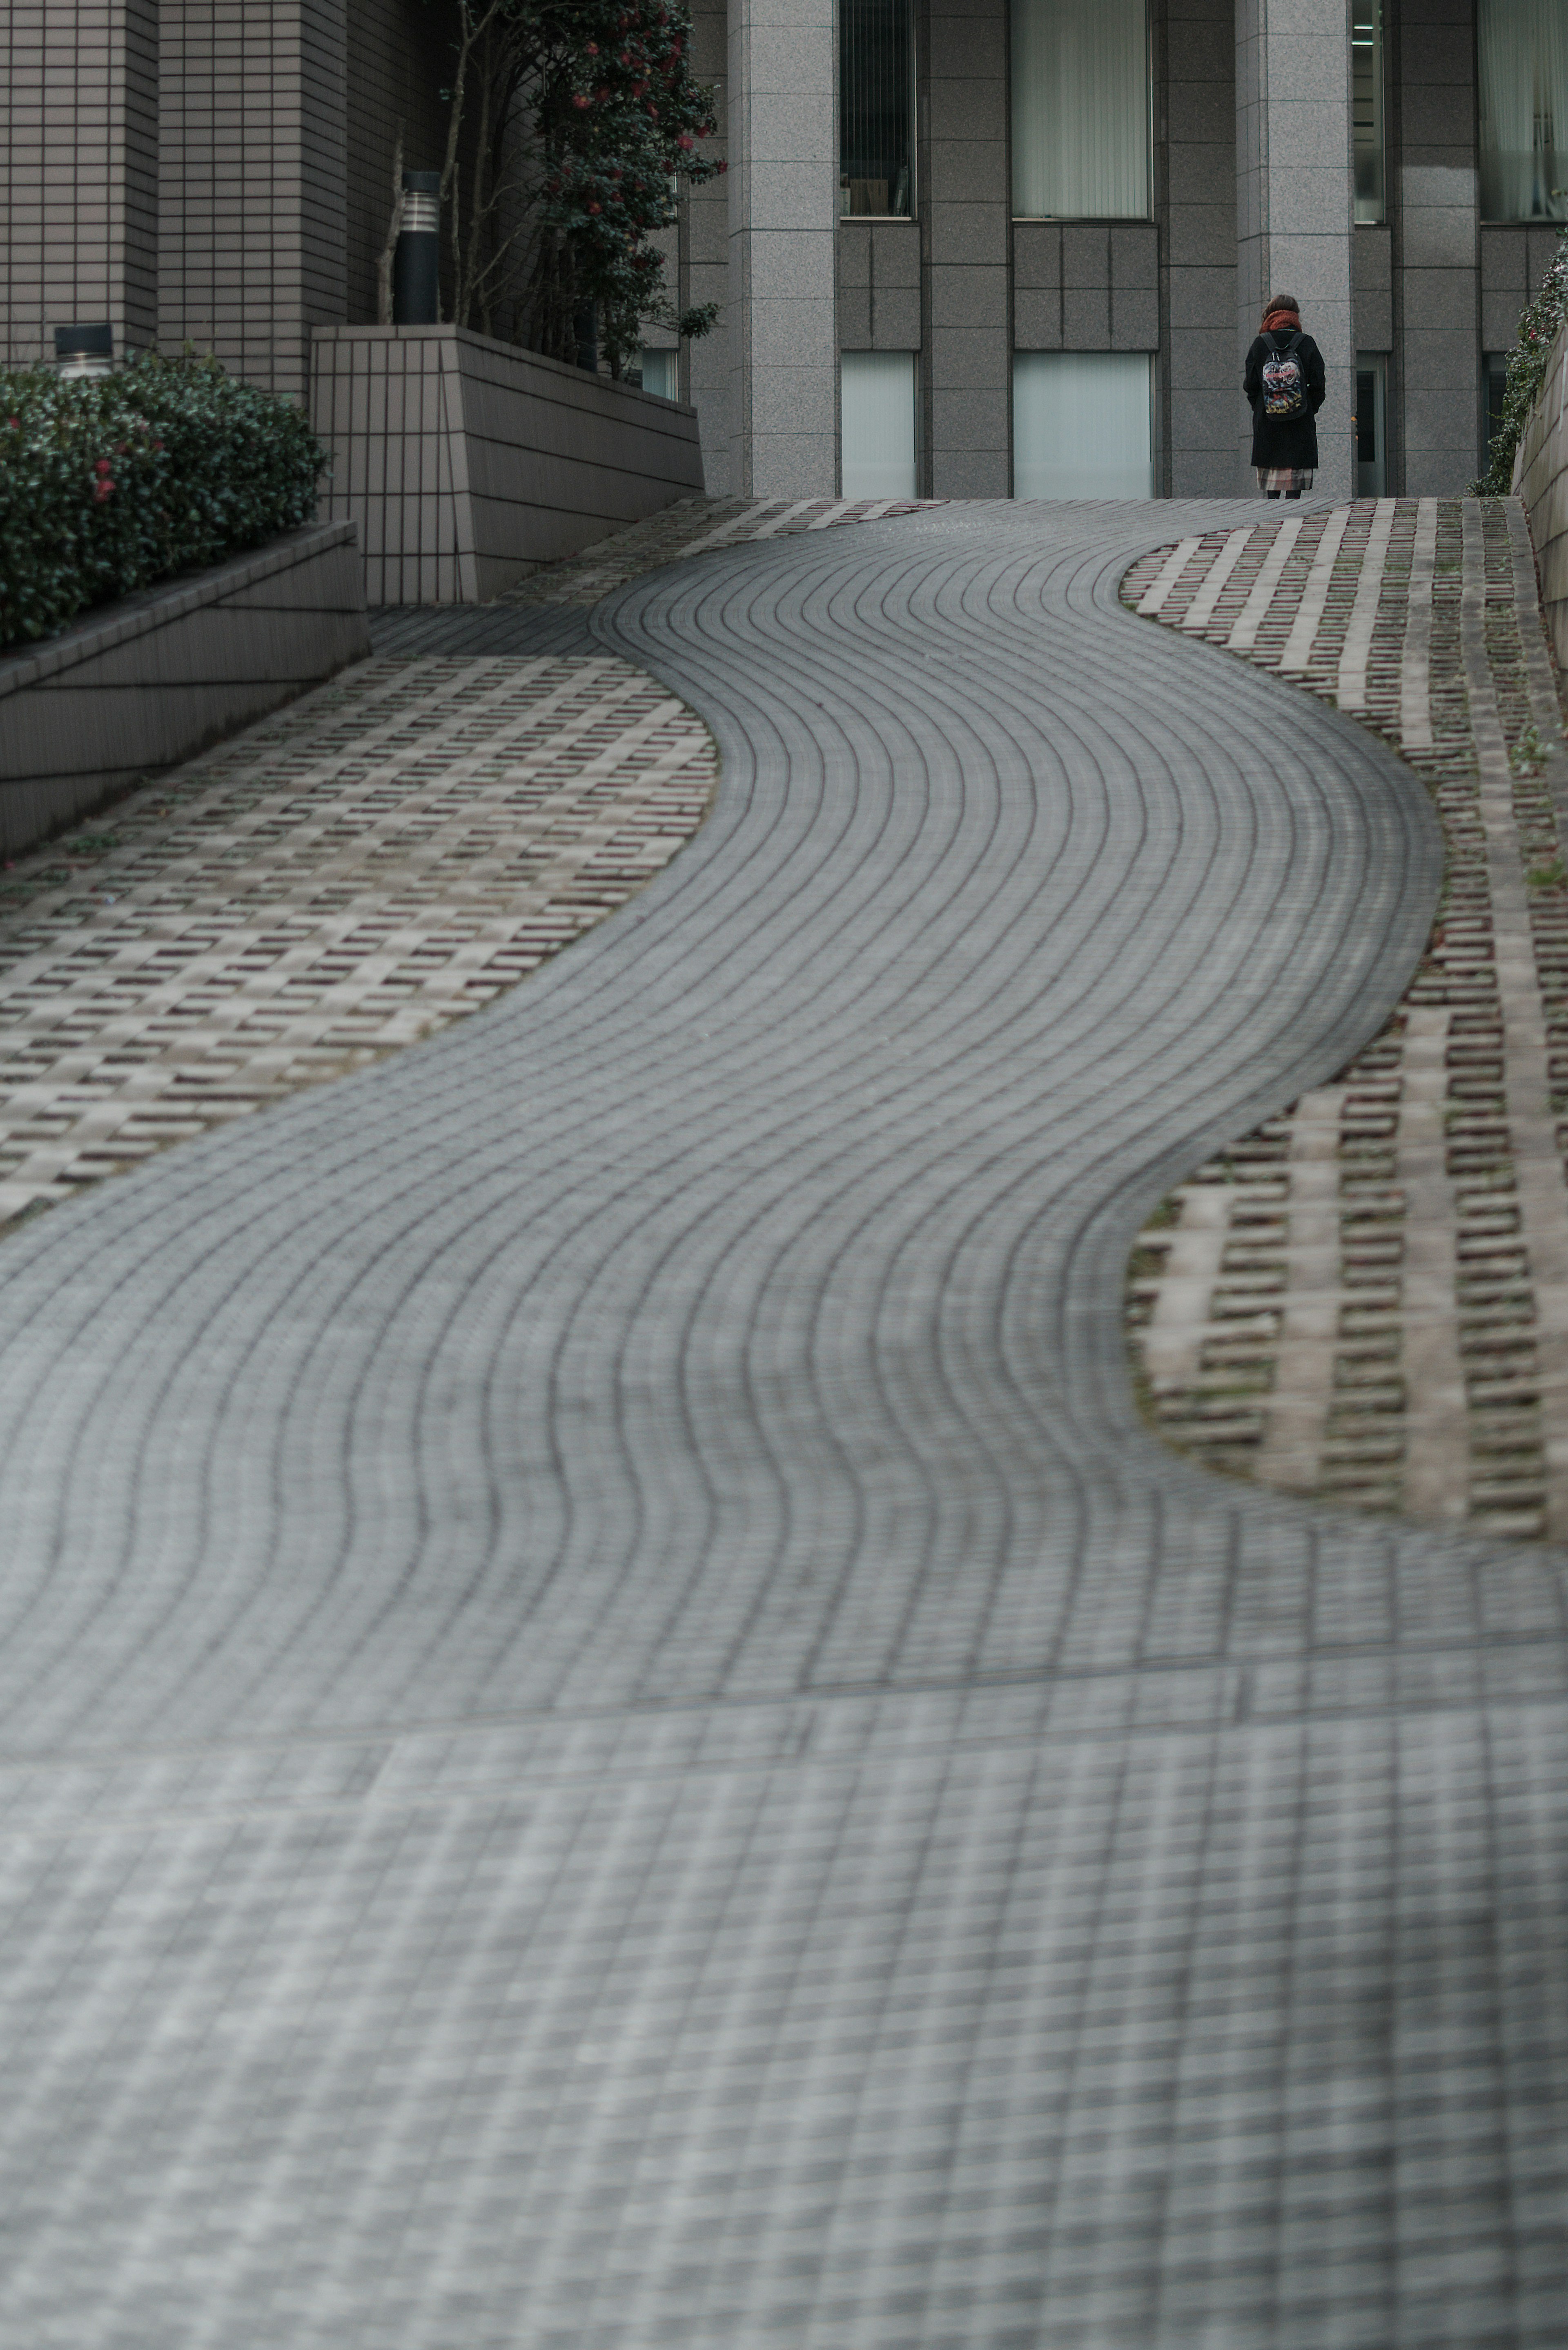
[1262, 307, 1300, 335]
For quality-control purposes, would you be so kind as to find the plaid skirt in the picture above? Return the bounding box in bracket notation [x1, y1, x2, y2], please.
[1258, 466, 1314, 493]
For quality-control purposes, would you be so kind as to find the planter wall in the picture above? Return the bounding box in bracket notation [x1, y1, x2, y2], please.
[0, 521, 370, 856]
[310, 324, 706, 604]
[1515, 318, 1568, 676]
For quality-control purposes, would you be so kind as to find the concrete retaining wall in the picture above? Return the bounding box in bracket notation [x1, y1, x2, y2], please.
[0, 521, 369, 856]
[310, 325, 706, 604]
[1515, 316, 1568, 676]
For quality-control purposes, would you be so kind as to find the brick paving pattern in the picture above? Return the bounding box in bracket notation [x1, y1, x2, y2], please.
[1123, 499, 1568, 1540]
[0, 655, 717, 1232]
[501, 491, 947, 607]
[3, 500, 1567, 2346]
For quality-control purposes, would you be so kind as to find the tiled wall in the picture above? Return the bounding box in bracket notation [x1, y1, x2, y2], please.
[0, 0, 158, 366]
[837, 221, 921, 350]
[1012, 223, 1160, 352]
[312, 326, 707, 604]
[159, 2, 349, 401]
[0, 522, 367, 849]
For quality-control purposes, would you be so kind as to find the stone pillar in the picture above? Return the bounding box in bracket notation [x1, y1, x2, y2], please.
[685, 0, 732, 493]
[159, 1, 347, 403]
[1235, 0, 1355, 499]
[1392, 0, 1481, 496]
[1164, 0, 1238, 496]
[727, 0, 838, 497]
[0, 0, 160, 368]
[924, 0, 1010, 499]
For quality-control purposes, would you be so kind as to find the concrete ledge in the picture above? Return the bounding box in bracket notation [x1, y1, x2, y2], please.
[311, 325, 706, 604]
[1515, 316, 1568, 676]
[0, 522, 370, 855]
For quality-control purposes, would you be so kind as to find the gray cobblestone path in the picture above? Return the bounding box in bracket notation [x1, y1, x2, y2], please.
[1, 502, 1565, 2347]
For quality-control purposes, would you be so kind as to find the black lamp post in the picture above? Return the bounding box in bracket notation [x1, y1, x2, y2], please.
[392, 172, 442, 326]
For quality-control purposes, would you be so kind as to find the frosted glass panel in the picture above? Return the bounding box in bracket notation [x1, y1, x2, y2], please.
[639, 349, 678, 399]
[842, 352, 917, 498]
[1013, 353, 1152, 500]
[1012, 0, 1149, 219]
[1479, 0, 1568, 221]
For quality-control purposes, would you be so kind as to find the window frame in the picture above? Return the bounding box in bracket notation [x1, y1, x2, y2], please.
[1009, 0, 1154, 225]
[839, 0, 919, 223]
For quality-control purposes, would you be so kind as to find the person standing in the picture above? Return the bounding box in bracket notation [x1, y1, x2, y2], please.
[1244, 293, 1326, 498]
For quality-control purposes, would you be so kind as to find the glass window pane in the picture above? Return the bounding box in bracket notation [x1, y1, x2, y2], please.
[1011, 0, 1149, 220]
[1355, 355, 1387, 497]
[1479, 0, 1568, 222]
[840, 0, 913, 218]
[842, 352, 917, 497]
[639, 349, 678, 400]
[1013, 353, 1152, 499]
[1353, 2, 1385, 224]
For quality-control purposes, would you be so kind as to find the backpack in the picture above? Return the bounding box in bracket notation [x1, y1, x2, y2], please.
[1261, 331, 1306, 420]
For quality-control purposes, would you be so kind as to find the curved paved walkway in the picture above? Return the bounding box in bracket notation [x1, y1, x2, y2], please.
[1, 504, 1563, 2347]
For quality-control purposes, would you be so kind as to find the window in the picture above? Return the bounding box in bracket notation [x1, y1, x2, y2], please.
[840, 0, 913, 218]
[1355, 357, 1387, 497]
[638, 349, 679, 400]
[842, 352, 918, 497]
[1013, 354, 1153, 500]
[1479, 0, 1568, 222]
[1011, 0, 1150, 220]
[1353, 3, 1385, 225]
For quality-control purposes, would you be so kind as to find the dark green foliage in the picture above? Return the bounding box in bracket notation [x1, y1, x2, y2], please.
[1473, 228, 1568, 497]
[0, 350, 325, 649]
[441, 0, 721, 372]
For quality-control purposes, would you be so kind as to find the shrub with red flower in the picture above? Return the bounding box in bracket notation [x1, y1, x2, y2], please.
[436, 0, 721, 375]
[1, 349, 324, 648]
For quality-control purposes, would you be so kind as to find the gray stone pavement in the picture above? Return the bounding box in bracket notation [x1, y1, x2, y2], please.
[0, 501, 1565, 2346]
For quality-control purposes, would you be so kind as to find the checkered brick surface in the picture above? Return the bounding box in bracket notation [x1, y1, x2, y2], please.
[0, 653, 715, 1227]
[0, 500, 1564, 2344]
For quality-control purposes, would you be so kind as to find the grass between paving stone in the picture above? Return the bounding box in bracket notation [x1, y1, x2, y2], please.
[1120, 499, 1568, 1537]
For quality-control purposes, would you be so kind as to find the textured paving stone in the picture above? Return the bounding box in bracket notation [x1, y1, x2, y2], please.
[0, 657, 717, 1228]
[1, 501, 1565, 2347]
[1125, 499, 1568, 1538]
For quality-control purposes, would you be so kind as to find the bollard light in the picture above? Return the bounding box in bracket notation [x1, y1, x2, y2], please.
[54, 322, 114, 380]
[392, 172, 442, 326]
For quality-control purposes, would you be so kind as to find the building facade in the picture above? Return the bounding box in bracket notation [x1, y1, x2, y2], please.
[674, 0, 1567, 502]
[3, 2, 1563, 506]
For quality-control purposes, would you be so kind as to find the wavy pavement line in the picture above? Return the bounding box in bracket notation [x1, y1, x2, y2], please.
[5, 503, 1568, 2350]
[0, 499, 1476, 1755]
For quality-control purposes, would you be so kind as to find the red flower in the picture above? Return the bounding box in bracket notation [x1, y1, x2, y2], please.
[588, 201, 602, 214]
[93, 479, 114, 502]
[572, 91, 590, 109]
[587, 39, 598, 52]
[94, 456, 112, 474]
[677, 133, 693, 151]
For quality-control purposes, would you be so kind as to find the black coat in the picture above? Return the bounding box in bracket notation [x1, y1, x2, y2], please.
[1244, 330, 1325, 469]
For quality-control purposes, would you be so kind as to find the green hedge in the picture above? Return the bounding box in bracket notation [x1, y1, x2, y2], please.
[1474, 228, 1568, 497]
[0, 351, 325, 650]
